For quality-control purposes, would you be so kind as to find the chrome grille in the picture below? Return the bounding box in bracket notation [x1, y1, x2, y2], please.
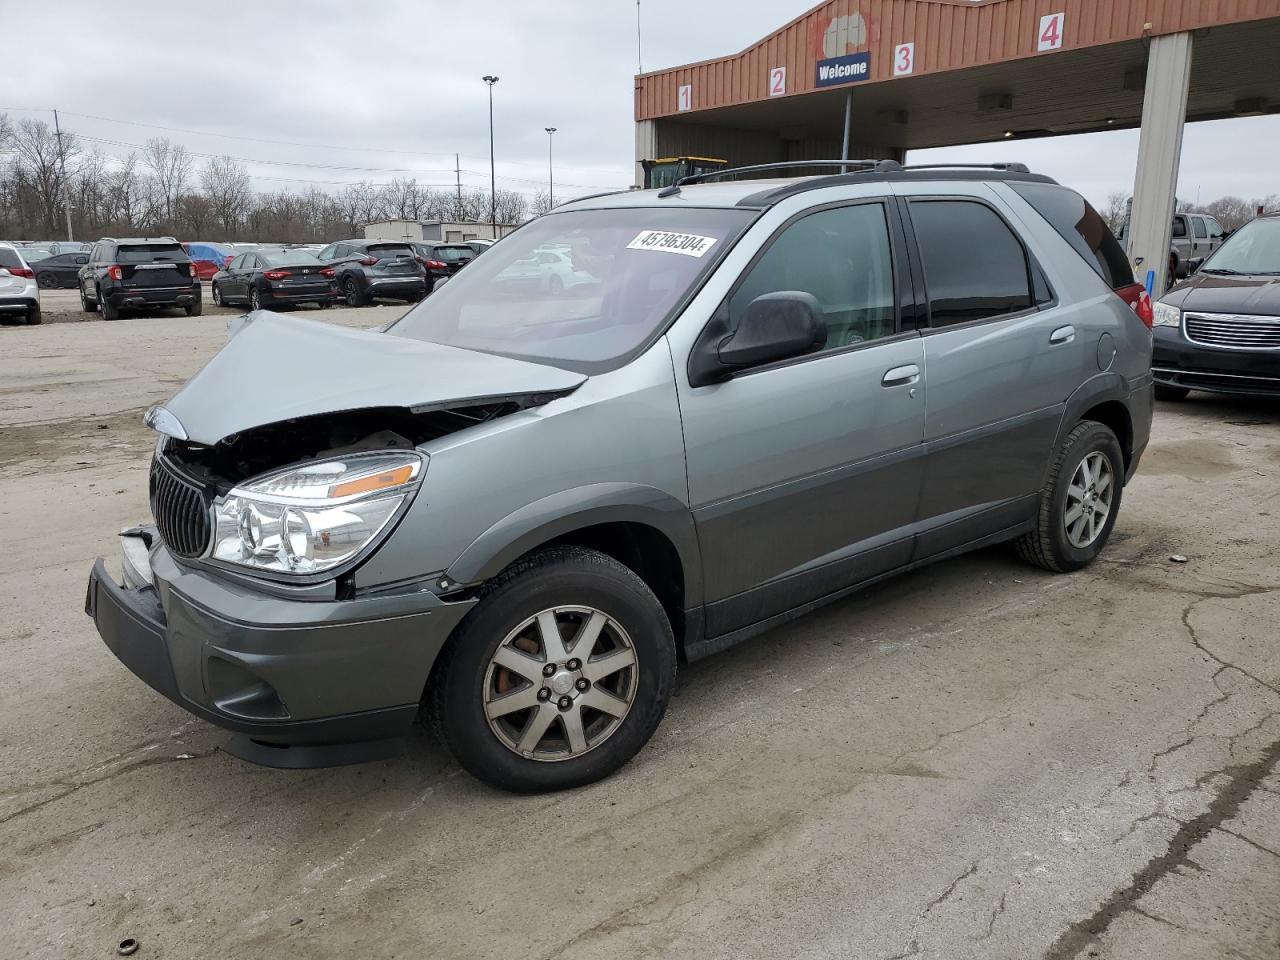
[1184, 312, 1280, 351]
[149, 454, 211, 558]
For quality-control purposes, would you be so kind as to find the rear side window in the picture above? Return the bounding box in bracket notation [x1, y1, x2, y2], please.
[117, 243, 187, 263]
[910, 200, 1033, 327]
[1192, 217, 1208, 239]
[1010, 182, 1135, 289]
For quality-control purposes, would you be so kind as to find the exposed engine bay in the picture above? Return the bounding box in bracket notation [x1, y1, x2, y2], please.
[161, 401, 522, 491]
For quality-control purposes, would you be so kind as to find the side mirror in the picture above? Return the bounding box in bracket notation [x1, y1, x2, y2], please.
[689, 291, 826, 387]
[717, 292, 825, 368]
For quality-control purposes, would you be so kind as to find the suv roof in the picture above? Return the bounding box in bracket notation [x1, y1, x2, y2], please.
[564, 161, 1059, 213]
[95, 237, 180, 245]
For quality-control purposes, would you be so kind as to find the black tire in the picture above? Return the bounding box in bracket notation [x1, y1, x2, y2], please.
[431, 546, 676, 793]
[343, 277, 365, 308]
[185, 298, 202, 317]
[79, 285, 96, 313]
[1154, 384, 1190, 402]
[98, 289, 119, 321]
[37, 272, 58, 289]
[212, 283, 224, 307]
[249, 287, 262, 311]
[547, 274, 564, 295]
[1016, 421, 1124, 573]
[26, 303, 42, 325]
[316, 300, 331, 309]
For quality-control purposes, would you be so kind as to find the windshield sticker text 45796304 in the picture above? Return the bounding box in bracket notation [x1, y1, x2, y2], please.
[626, 230, 718, 258]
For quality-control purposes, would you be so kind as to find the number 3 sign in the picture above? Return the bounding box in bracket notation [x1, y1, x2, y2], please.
[1037, 12, 1064, 52]
[893, 42, 914, 77]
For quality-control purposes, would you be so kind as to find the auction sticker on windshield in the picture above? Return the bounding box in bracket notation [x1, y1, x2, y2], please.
[627, 230, 718, 257]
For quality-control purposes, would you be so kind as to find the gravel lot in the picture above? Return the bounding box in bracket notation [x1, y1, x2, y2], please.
[1, 309, 1277, 959]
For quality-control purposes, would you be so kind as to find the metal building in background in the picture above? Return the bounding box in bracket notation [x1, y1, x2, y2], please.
[635, 0, 1280, 292]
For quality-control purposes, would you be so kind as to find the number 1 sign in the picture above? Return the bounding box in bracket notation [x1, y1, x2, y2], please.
[1037, 12, 1064, 52]
[677, 84, 692, 112]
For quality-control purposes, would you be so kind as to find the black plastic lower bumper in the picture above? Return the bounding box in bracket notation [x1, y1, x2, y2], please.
[1153, 329, 1280, 397]
[85, 558, 444, 767]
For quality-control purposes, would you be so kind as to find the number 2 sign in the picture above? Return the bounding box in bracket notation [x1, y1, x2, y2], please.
[769, 66, 786, 97]
[677, 84, 692, 112]
[1037, 12, 1064, 52]
[893, 42, 915, 76]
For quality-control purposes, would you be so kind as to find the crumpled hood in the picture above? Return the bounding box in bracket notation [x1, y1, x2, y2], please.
[158, 311, 586, 445]
[1165, 274, 1280, 316]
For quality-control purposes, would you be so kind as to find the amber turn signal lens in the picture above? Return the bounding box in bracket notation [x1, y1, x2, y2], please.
[329, 464, 416, 499]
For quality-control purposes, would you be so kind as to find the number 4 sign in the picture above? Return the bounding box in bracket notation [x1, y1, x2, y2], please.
[1038, 12, 1064, 52]
[893, 42, 915, 76]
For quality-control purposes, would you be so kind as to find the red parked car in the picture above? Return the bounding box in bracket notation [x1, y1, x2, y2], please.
[182, 242, 234, 281]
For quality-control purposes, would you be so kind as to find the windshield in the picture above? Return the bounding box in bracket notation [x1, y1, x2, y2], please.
[1201, 218, 1280, 275]
[388, 207, 752, 370]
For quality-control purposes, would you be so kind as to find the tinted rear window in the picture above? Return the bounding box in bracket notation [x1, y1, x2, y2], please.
[433, 245, 474, 262]
[0, 248, 22, 268]
[367, 244, 414, 260]
[261, 250, 322, 266]
[1010, 182, 1134, 290]
[117, 243, 188, 263]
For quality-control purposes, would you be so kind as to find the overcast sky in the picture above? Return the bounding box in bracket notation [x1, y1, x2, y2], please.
[7, 0, 1278, 210]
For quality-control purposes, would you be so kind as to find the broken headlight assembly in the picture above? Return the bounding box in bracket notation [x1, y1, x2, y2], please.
[211, 452, 424, 576]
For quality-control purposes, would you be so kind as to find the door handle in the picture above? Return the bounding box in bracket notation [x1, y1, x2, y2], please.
[1049, 325, 1076, 345]
[882, 364, 920, 387]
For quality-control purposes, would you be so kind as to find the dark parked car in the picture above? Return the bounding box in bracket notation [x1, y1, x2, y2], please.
[79, 238, 201, 320]
[211, 249, 338, 311]
[421, 242, 475, 282]
[1154, 212, 1280, 400]
[34, 251, 90, 289]
[317, 239, 428, 306]
[87, 162, 1152, 792]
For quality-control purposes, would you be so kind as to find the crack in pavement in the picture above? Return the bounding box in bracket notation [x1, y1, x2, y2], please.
[977, 890, 1009, 941]
[921, 863, 978, 917]
[1181, 590, 1280, 698]
[1042, 733, 1280, 960]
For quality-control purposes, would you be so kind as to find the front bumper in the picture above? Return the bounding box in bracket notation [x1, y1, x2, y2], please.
[105, 285, 200, 309]
[1153, 328, 1280, 397]
[86, 528, 475, 766]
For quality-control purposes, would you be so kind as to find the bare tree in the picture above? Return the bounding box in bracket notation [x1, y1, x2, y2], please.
[1101, 191, 1129, 233]
[144, 137, 194, 230]
[529, 190, 554, 217]
[200, 155, 252, 236]
[11, 118, 77, 234]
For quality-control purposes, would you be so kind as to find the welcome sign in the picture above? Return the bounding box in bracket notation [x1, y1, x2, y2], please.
[815, 52, 871, 88]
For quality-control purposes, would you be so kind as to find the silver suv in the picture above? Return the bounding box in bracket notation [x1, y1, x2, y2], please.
[87, 162, 1154, 792]
[0, 243, 41, 324]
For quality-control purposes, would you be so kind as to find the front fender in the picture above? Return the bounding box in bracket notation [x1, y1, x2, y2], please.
[445, 482, 703, 606]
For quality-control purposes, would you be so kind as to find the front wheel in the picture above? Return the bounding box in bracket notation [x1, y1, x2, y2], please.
[1016, 421, 1124, 573]
[1155, 384, 1190, 402]
[431, 546, 676, 793]
[80, 285, 96, 313]
[212, 283, 224, 307]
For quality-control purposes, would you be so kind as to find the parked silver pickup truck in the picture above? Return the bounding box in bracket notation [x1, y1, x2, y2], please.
[1119, 212, 1225, 284]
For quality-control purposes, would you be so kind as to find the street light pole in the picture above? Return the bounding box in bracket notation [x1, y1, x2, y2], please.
[545, 127, 557, 210]
[482, 75, 499, 237]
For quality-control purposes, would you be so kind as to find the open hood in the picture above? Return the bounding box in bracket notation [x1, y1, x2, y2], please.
[157, 311, 586, 446]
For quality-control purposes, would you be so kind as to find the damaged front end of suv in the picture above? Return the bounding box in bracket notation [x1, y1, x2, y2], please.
[86, 310, 586, 767]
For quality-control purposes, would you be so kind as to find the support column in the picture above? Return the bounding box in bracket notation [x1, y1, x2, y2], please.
[1129, 32, 1193, 295]
[634, 120, 657, 188]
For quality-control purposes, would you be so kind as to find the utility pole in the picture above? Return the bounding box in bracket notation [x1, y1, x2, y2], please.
[482, 76, 499, 237]
[455, 153, 463, 220]
[636, 1, 643, 73]
[52, 109, 74, 242]
[545, 127, 557, 209]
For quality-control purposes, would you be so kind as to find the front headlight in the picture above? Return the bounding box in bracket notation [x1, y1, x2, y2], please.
[1152, 302, 1181, 328]
[211, 452, 424, 576]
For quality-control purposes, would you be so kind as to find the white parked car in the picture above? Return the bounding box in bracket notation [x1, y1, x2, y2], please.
[0, 243, 40, 324]
[497, 247, 597, 293]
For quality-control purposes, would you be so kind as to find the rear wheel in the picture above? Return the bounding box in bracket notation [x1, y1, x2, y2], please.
[98, 289, 119, 321]
[25, 303, 41, 325]
[249, 287, 262, 311]
[1016, 421, 1124, 573]
[37, 272, 58, 289]
[1154, 384, 1190, 402]
[343, 277, 366, 307]
[432, 546, 676, 793]
[185, 298, 202, 317]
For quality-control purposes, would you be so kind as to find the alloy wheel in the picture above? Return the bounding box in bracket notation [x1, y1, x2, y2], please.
[482, 606, 637, 761]
[250, 287, 261, 310]
[212, 283, 223, 306]
[1064, 451, 1114, 549]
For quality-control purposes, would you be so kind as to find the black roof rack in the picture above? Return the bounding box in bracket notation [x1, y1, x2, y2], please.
[734, 161, 1055, 208]
[898, 162, 1031, 174]
[677, 159, 903, 185]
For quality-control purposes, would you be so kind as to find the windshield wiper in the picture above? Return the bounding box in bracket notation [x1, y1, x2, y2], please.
[1200, 268, 1245, 275]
